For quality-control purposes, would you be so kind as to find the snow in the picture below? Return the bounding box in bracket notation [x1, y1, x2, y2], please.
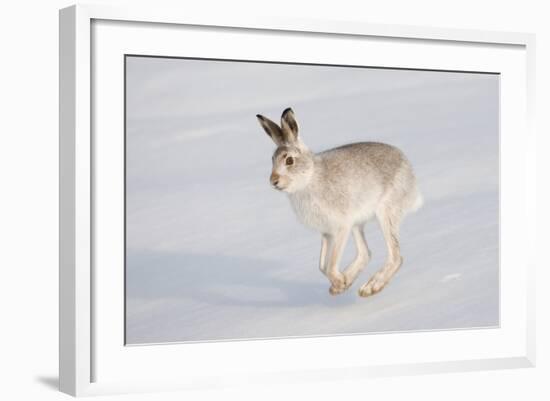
[125, 56, 499, 344]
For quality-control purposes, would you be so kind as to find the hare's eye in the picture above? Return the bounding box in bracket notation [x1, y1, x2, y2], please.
[286, 156, 294, 166]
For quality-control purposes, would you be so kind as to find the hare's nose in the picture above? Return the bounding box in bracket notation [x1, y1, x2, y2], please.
[270, 173, 280, 186]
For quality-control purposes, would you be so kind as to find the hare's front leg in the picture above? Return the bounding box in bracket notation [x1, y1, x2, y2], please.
[359, 207, 403, 297]
[325, 228, 350, 295]
[342, 224, 370, 286]
[327, 225, 370, 295]
[318, 234, 330, 275]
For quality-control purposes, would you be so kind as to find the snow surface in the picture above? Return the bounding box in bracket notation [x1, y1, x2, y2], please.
[125, 56, 499, 344]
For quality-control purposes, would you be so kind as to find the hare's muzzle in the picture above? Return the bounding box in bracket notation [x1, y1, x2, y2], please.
[270, 172, 281, 188]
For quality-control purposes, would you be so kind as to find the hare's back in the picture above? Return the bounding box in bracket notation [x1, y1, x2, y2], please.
[318, 142, 411, 183]
[310, 142, 420, 223]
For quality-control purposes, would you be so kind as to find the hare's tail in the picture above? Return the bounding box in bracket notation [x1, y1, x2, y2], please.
[410, 190, 424, 213]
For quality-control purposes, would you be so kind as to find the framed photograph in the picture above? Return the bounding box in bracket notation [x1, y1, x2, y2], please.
[59, 4, 536, 397]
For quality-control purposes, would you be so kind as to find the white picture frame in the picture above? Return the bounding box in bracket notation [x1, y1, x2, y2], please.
[59, 3, 536, 397]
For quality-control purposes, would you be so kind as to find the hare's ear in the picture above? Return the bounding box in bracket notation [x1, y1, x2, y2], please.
[256, 114, 285, 146]
[280, 107, 299, 143]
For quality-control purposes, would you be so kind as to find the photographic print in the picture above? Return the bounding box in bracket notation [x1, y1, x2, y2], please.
[125, 56, 499, 344]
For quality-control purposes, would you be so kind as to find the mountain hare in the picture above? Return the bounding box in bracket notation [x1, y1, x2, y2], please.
[256, 108, 423, 297]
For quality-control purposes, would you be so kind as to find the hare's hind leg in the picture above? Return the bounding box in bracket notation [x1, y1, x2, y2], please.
[359, 207, 403, 297]
[342, 224, 370, 286]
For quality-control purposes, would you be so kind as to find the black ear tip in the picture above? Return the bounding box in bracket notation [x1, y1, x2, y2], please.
[282, 107, 294, 115]
[256, 114, 264, 120]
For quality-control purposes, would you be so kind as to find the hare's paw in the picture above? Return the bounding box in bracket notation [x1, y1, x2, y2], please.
[358, 271, 386, 297]
[328, 272, 348, 296]
[329, 284, 347, 296]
